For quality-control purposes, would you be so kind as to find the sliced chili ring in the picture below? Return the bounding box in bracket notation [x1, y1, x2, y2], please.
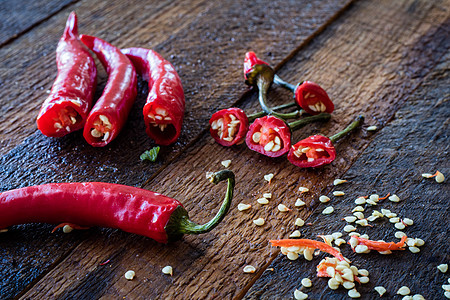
[287, 135, 336, 167]
[209, 108, 249, 146]
[245, 115, 291, 157]
[295, 81, 334, 115]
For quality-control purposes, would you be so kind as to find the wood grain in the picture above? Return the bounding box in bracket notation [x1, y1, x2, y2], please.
[14, 0, 449, 299]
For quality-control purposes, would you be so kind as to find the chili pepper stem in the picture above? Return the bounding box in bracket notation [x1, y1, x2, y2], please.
[288, 113, 331, 131]
[329, 115, 365, 143]
[174, 170, 235, 235]
[273, 75, 297, 93]
[247, 102, 301, 122]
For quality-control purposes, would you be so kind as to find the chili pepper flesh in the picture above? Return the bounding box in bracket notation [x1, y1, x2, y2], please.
[209, 107, 249, 146]
[270, 238, 346, 261]
[349, 235, 407, 252]
[122, 48, 185, 145]
[37, 12, 97, 137]
[0, 170, 235, 244]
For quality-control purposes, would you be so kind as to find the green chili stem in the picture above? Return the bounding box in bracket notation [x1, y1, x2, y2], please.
[178, 170, 235, 234]
[273, 75, 297, 93]
[247, 102, 300, 122]
[329, 115, 365, 143]
[288, 113, 331, 131]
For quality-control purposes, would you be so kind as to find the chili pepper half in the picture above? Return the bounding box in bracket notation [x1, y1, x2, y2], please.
[122, 48, 185, 145]
[0, 170, 234, 244]
[288, 115, 364, 168]
[80, 35, 137, 147]
[209, 108, 249, 146]
[274, 75, 334, 115]
[36, 12, 97, 137]
[246, 114, 331, 157]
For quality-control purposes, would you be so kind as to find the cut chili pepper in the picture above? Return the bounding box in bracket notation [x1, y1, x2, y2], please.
[244, 51, 270, 84]
[270, 238, 346, 261]
[80, 35, 137, 147]
[349, 235, 407, 252]
[0, 170, 234, 244]
[209, 107, 249, 146]
[288, 115, 364, 168]
[121, 48, 185, 145]
[36, 12, 97, 137]
[295, 81, 334, 115]
[246, 115, 291, 157]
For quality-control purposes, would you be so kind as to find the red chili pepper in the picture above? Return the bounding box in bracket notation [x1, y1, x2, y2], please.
[288, 115, 364, 168]
[295, 81, 334, 115]
[209, 108, 249, 146]
[80, 35, 137, 147]
[245, 115, 291, 157]
[121, 48, 185, 145]
[243, 51, 270, 84]
[36, 12, 97, 137]
[0, 170, 234, 244]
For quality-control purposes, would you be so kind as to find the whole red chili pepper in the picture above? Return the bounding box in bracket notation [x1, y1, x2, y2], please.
[288, 115, 364, 168]
[80, 35, 137, 147]
[121, 48, 185, 145]
[246, 113, 331, 157]
[0, 170, 234, 244]
[274, 76, 334, 115]
[36, 12, 97, 137]
[209, 108, 249, 146]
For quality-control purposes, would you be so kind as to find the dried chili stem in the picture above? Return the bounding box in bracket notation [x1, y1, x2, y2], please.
[273, 74, 297, 93]
[288, 113, 331, 131]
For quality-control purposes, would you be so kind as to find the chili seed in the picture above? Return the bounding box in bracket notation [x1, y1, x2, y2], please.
[358, 276, 369, 284]
[444, 284, 450, 291]
[352, 206, 364, 212]
[403, 218, 414, 225]
[124, 270, 135, 280]
[62, 225, 73, 233]
[348, 288, 361, 298]
[437, 264, 448, 273]
[354, 197, 366, 205]
[406, 238, 416, 247]
[237, 203, 251, 211]
[397, 286, 411, 295]
[290, 230, 301, 238]
[221, 160, 231, 168]
[299, 187, 309, 193]
[412, 295, 425, 300]
[389, 217, 400, 223]
[295, 218, 305, 227]
[328, 278, 340, 290]
[353, 212, 364, 219]
[257, 198, 269, 205]
[264, 173, 274, 183]
[322, 206, 334, 215]
[335, 238, 346, 246]
[374, 286, 387, 296]
[253, 218, 265, 226]
[333, 191, 345, 196]
[446, 291, 450, 299]
[295, 199, 306, 207]
[348, 232, 360, 237]
[343, 281, 355, 289]
[333, 179, 348, 185]
[252, 132, 261, 143]
[344, 216, 357, 223]
[395, 222, 406, 230]
[319, 195, 330, 203]
[402, 297, 413, 300]
[367, 125, 378, 131]
[162, 266, 173, 276]
[303, 248, 314, 261]
[344, 225, 357, 232]
[332, 232, 343, 239]
[367, 216, 379, 222]
[355, 245, 369, 253]
[355, 219, 369, 226]
[243, 265, 256, 273]
[294, 289, 308, 300]
[366, 199, 377, 206]
[389, 194, 401, 202]
[278, 204, 289, 212]
[414, 238, 425, 246]
[287, 251, 299, 260]
[395, 231, 406, 238]
[263, 193, 272, 199]
[301, 278, 312, 288]
[386, 212, 398, 218]
[435, 171, 445, 183]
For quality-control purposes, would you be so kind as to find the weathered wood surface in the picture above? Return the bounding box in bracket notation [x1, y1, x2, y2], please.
[0, 0, 449, 299]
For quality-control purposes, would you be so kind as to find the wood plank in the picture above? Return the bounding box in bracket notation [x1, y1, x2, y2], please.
[0, 0, 353, 299]
[0, 0, 77, 46]
[244, 32, 450, 300]
[16, 0, 449, 299]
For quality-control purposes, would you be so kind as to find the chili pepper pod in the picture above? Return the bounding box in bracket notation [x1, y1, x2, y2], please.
[80, 35, 137, 147]
[288, 115, 364, 168]
[121, 48, 185, 145]
[246, 113, 331, 157]
[274, 75, 334, 115]
[0, 170, 235, 244]
[37, 12, 97, 137]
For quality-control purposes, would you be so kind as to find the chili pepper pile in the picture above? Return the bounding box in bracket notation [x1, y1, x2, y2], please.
[37, 12, 185, 147]
[209, 51, 364, 168]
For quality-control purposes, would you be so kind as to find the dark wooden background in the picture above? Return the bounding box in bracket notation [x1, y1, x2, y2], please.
[0, 0, 449, 299]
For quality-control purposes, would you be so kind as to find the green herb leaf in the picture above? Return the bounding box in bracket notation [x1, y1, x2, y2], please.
[140, 146, 160, 162]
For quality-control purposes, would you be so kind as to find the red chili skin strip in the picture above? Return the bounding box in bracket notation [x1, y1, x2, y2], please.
[121, 48, 185, 145]
[269, 239, 346, 261]
[0, 170, 234, 244]
[37, 12, 97, 137]
[349, 235, 407, 251]
[209, 108, 249, 146]
[288, 135, 336, 168]
[246, 115, 291, 157]
[80, 35, 137, 147]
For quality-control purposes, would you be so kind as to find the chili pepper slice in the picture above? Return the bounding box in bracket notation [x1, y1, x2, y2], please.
[288, 115, 364, 168]
[0, 170, 234, 244]
[295, 81, 334, 115]
[349, 235, 407, 252]
[121, 48, 185, 145]
[209, 108, 249, 146]
[36, 12, 97, 137]
[270, 239, 346, 261]
[80, 35, 137, 147]
[246, 115, 291, 157]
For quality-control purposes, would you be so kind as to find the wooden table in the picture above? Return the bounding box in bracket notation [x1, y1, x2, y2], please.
[1, 0, 449, 299]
